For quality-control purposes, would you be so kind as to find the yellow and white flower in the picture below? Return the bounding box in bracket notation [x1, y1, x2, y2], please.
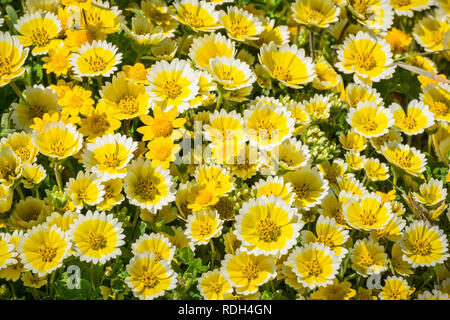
[389, 0, 433, 17]
[413, 178, 447, 207]
[186, 209, 223, 246]
[348, 0, 394, 31]
[66, 171, 105, 209]
[413, 10, 450, 52]
[390, 100, 435, 135]
[0, 31, 29, 87]
[188, 32, 236, 70]
[421, 83, 450, 123]
[197, 270, 232, 300]
[219, 7, 264, 41]
[173, 0, 222, 32]
[363, 157, 390, 181]
[207, 56, 256, 90]
[351, 238, 388, 277]
[381, 141, 427, 176]
[291, 0, 340, 28]
[346, 101, 394, 138]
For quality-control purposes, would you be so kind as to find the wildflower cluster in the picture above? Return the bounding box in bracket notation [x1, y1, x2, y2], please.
[0, 0, 449, 301]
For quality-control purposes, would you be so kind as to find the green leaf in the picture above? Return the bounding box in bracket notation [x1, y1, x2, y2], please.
[5, 5, 17, 25]
[33, 63, 43, 83]
[79, 279, 92, 299]
[159, 225, 175, 237]
[177, 247, 194, 265]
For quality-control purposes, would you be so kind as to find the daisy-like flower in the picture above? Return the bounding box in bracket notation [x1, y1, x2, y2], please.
[348, 0, 394, 31]
[276, 138, 311, 171]
[220, 249, 276, 295]
[122, 63, 151, 85]
[132, 233, 175, 262]
[383, 27, 412, 55]
[340, 130, 367, 152]
[173, 0, 221, 32]
[81, 133, 137, 181]
[381, 142, 427, 177]
[197, 270, 232, 300]
[21, 163, 46, 189]
[302, 94, 332, 120]
[58, 85, 94, 118]
[15, 12, 62, 56]
[286, 242, 341, 290]
[0, 146, 22, 187]
[147, 58, 199, 113]
[417, 290, 449, 300]
[1, 131, 39, 165]
[186, 209, 223, 246]
[79, 102, 122, 142]
[390, 100, 434, 135]
[100, 72, 150, 120]
[19, 224, 70, 277]
[8, 197, 50, 231]
[125, 16, 165, 47]
[400, 220, 449, 268]
[124, 157, 176, 212]
[125, 252, 177, 300]
[312, 58, 339, 91]
[195, 165, 235, 197]
[413, 10, 450, 52]
[137, 106, 185, 142]
[0, 185, 13, 214]
[390, 242, 413, 276]
[345, 82, 384, 109]
[310, 279, 356, 300]
[363, 157, 390, 181]
[283, 166, 329, 209]
[0, 31, 29, 87]
[0, 233, 17, 271]
[413, 178, 447, 207]
[252, 176, 294, 206]
[337, 31, 395, 83]
[145, 137, 180, 169]
[207, 56, 256, 91]
[301, 215, 350, 258]
[351, 238, 388, 277]
[421, 83, 450, 123]
[45, 211, 79, 234]
[188, 33, 236, 70]
[259, 42, 315, 88]
[244, 103, 294, 149]
[81, 1, 123, 35]
[69, 210, 125, 264]
[234, 195, 303, 257]
[291, 0, 340, 28]
[70, 40, 122, 78]
[247, 18, 290, 48]
[336, 174, 367, 198]
[347, 101, 394, 138]
[389, 0, 432, 16]
[371, 215, 406, 242]
[12, 85, 59, 131]
[97, 178, 125, 211]
[219, 7, 264, 41]
[42, 47, 71, 76]
[343, 193, 393, 231]
[379, 276, 414, 300]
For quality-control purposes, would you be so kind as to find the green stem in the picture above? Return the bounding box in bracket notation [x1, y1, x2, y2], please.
[295, 24, 301, 46]
[129, 207, 141, 247]
[96, 76, 103, 90]
[34, 185, 40, 199]
[215, 87, 224, 111]
[393, 49, 450, 62]
[9, 80, 30, 107]
[15, 185, 25, 200]
[31, 288, 39, 300]
[309, 28, 315, 60]
[210, 239, 215, 269]
[49, 271, 56, 298]
[90, 263, 95, 294]
[177, 31, 189, 59]
[54, 162, 63, 191]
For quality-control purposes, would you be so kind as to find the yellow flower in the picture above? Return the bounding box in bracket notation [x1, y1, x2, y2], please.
[15, 12, 62, 56]
[413, 178, 447, 207]
[418, 290, 450, 300]
[221, 249, 276, 295]
[8, 197, 50, 231]
[400, 220, 449, 268]
[132, 233, 175, 262]
[383, 27, 412, 54]
[79, 102, 121, 142]
[363, 158, 390, 181]
[207, 56, 256, 91]
[219, 7, 264, 41]
[45, 211, 79, 234]
[381, 141, 427, 176]
[197, 270, 232, 300]
[59, 85, 94, 118]
[21, 163, 46, 189]
[0, 31, 29, 87]
[310, 279, 356, 300]
[145, 137, 180, 169]
[0, 233, 17, 271]
[138, 106, 185, 143]
[0, 147, 22, 187]
[42, 47, 71, 76]
[66, 171, 105, 209]
[189, 32, 236, 70]
[69, 210, 125, 264]
[354, 287, 378, 300]
[312, 59, 339, 90]
[379, 276, 414, 300]
[125, 16, 165, 47]
[186, 209, 223, 245]
[390, 242, 413, 276]
[345, 82, 383, 109]
[351, 238, 388, 276]
[301, 215, 349, 258]
[291, 0, 340, 28]
[63, 28, 96, 52]
[173, 0, 222, 32]
[413, 10, 450, 52]
[253, 176, 295, 206]
[70, 40, 122, 77]
[147, 58, 199, 113]
[122, 63, 151, 85]
[302, 94, 332, 120]
[235, 195, 303, 256]
[259, 42, 315, 88]
[21, 271, 47, 288]
[339, 130, 367, 152]
[371, 215, 406, 242]
[32, 120, 83, 160]
[287, 242, 341, 290]
[343, 193, 393, 231]
[421, 83, 450, 123]
[124, 157, 176, 212]
[246, 19, 290, 48]
[125, 252, 177, 300]
[348, 0, 394, 31]
[81, 1, 123, 37]
[283, 166, 329, 209]
[1, 131, 38, 165]
[391, 100, 435, 135]
[347, 101, 393, 138]
[81, 133, 137, 181]
[337, 31, 395, 83]
[0, 185, 13, 214]
[19, 224, 70, 277]
[97, 178, 125, 211]
[12, 85, 59, 131]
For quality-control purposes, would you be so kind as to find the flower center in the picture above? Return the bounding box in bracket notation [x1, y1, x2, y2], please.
[39, 244, 57, 262]
[242, 262, 259, 280]
[230, 22, 249, 36]
[402, 116, 417, 129]
[15, 147, 31, 162]
[50, 141, 67, 157]
[104, 185, 114, 199]
[355, 51, 377, 71]
[88, 114, 109, 134]
[430, 30, 445, 46]
[209, 282, 222, 294]
[272, 65, 292, 82]
[359, 252, 374, 267]
[360, 209, 377, 225]
[335, 209, 347, 226]
[431, 100, 449, 117]
[87, 56, 108, 73]
[362, 119, 378, 131]
[31, 27, 50, 47]
[88, 232, 107, 250]
[163, 80, 182, 99]
[316, 235, 334, 247]
[135, 178, 157, 200]
[394, 151, 412, 168]
[293, 183, 310, 199]
[29, 104, 46, 119]
[195, 189, 214, 206]
[0, 56, 11, 77]
[128, 65, 148, 82]
[306, 259, 322, 276]
[214, 198, 235, 220]
[352, 0, 370, 16]
[392, 0, 411, 6]
[153, 145, 172, 161]
[257, 120, 276, 141]
[198, 221, 213, 237]
[256, 218, 281, 242]
[104, 153, 120, 167]
[140, 271, 159, 289]
[119, 96, 139, 115]
[413, 239, 432, 256]
[304, 7, 325, 22]
[185, 12, 206, 28]
[153, 119, 173, 137]
[50, 54, 68, 72]
[388, 289, 403, 300]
